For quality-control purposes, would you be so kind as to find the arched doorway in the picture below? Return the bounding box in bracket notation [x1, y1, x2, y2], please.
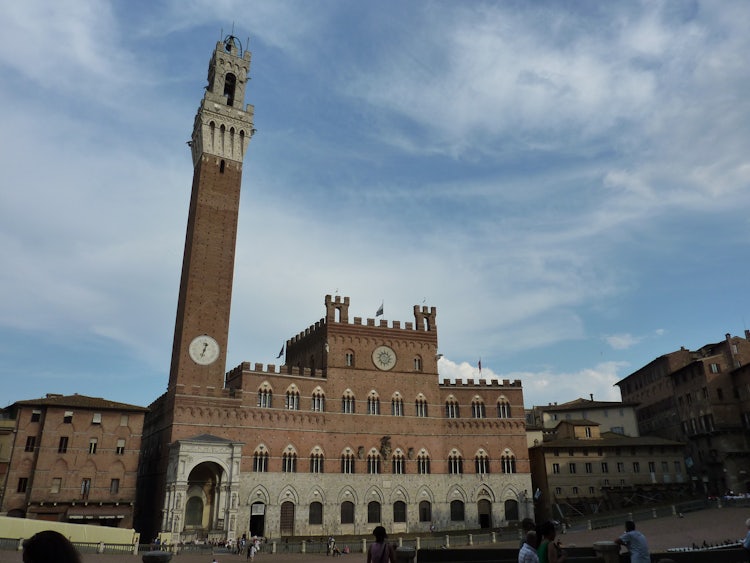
[183, 462, 224, 540]
[477, 499, 492, 529]
[280, 501, 295, 536]
[249, 502, 265, 537]
[504, 499, 519, 521]
[185, 497, 204, 526]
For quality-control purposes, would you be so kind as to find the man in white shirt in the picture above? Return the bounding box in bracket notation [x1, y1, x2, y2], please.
[518, 531, 539, 563]
[614, 520, 650, 563]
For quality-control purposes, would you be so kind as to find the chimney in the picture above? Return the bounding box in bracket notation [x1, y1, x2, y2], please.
[589, 393, 594, 401]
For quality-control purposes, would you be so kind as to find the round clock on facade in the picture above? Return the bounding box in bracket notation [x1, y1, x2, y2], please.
[372, 345, 397, 371]
[189, 335, 220, 365]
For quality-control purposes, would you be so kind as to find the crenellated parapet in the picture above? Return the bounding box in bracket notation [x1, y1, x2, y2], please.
[325, 294, 349, 323]
[280, 296, 441, 375]
[414, 304, 437, 332]
[439, 378, 523, 388]
[225, 362, 287, 388]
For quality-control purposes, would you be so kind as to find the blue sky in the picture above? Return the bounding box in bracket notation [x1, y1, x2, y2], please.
[2, 1, 750, 410]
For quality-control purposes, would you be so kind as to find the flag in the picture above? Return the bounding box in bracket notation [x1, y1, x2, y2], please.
[478, 358, 482, 374]
[276, 344, 284, 359]
[376, 302, 384, 316]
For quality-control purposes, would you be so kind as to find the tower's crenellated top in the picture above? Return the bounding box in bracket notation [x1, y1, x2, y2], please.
[325, 294, 350, 323]
[414, 304, 437, 332]
[190, 35, 255, 165]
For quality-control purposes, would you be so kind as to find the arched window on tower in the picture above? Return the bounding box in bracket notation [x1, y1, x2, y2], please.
[472, 397, 486, 419]
[448, 450, 463, 475]
[282, 449, 297, 473]
[340, 450, 356, 474]
[502, 453, 517, 474]
[257, 384, 272, 408]
[310, 448, 325, 474]
[367, 393, 380, 415]
[392, 450, 405, 474]
[417, 450, 431, 475]
[367, 450, 381, 474]
[475, 450, 490, 474]
[253, 446, 268, 472]
[445, 397, 460, 418]
[286, 387, 299, 410]
[223, 73, 237, 106]
[497, 398, 511, 418]
[341, 390, 356, 414]
[311, 388, 325, 412]
[415, 395, 428, 417]
[391, 393, 404, 416]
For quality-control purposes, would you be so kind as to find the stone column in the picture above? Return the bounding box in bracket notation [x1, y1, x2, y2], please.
[593, 541, 620, 563]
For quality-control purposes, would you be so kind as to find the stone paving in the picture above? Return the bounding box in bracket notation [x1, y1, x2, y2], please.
[1, 507, 749, 563]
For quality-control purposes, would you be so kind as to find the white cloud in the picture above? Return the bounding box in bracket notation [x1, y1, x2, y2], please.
[438, 357, 626, 407]
[604, 333, 642, 350]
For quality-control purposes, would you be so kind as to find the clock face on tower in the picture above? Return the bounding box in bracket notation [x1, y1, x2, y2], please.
[372, 345, 397, 371]
[189, 335, 220, 365]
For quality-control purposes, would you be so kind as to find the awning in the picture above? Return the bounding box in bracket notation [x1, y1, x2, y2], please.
[67, 505, 130, 520]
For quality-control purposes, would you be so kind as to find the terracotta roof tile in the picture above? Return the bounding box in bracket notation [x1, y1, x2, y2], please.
[11, 394, 147, 412]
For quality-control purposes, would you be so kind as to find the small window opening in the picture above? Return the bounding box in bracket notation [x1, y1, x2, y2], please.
[223, 73, 237, 106]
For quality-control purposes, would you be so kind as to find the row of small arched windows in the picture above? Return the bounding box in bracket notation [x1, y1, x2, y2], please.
[257, 386, 513, 419]
[251, 447, 517, 475]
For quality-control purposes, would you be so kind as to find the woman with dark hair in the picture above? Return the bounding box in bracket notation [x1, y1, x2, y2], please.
[537, 520, 566, 563]
[366, 526, 396, 563]
[23, 530, 82, 563]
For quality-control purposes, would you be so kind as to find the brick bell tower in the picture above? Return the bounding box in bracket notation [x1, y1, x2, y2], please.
[168, 35, 254, 394]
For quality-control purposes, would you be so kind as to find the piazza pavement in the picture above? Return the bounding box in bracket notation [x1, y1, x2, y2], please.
[1, 506, 749, 563]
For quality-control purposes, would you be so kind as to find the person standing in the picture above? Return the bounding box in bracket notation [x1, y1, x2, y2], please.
[367, 526, 396, 563]
[614, 520, 650, 563]
[537, 521, 566, 563]
[519, 531, 540, 563]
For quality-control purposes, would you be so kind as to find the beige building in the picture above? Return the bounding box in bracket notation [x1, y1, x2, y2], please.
[529, 420, 686, 521]
[0, 394, 146, 527]
[136, 35, 532, 543]
[529, 397, 640, 437]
